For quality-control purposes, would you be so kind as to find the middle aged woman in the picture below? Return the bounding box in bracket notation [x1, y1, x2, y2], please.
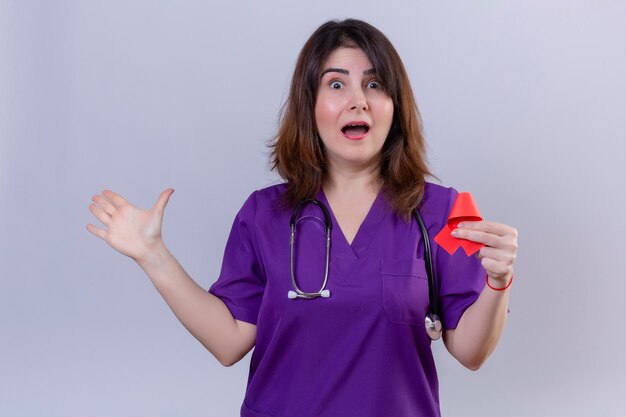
[207, 19, 518, 417]
[87, 18, 517, 417]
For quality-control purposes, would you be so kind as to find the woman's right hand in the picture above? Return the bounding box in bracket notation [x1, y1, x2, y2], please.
[86, 188, 175, 263]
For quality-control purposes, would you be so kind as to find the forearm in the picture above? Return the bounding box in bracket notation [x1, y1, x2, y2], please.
[136, 240, 241, 365]
[444, 276, 510, 370]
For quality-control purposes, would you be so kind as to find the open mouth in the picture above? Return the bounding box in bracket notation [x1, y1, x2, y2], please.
[341, 123, 370, 137]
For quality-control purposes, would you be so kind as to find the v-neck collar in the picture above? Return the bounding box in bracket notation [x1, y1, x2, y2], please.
[316, 186, 388, 260]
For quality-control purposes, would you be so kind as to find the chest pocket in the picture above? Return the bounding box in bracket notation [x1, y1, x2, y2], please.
[381, 258, 430, 325]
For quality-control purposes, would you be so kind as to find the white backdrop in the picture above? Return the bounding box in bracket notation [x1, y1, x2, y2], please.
[1, 1, 625, 416]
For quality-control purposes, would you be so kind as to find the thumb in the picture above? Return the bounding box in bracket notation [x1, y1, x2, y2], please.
[154, 188, 175, 213]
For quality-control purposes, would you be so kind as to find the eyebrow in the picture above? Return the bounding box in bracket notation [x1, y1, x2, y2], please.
[320, 67, 376, 77]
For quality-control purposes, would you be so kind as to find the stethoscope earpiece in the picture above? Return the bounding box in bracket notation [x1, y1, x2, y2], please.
[287, 289, 332, 300]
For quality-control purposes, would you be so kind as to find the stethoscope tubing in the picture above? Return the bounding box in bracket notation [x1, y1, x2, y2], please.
[413, 209, 439, 324]
[289, 199, 332, 299]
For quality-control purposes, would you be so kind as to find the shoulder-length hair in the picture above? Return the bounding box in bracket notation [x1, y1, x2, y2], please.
[270, 18, 433, 220]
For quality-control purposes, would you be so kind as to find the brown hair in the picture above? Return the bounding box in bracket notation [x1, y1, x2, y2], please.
[270, 18, 433, 220]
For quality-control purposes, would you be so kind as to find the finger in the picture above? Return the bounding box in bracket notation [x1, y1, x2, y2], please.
[451, 228, 504, 247]
[86, 223, 107, 240]
[92, 194, 117, 216]
[458, 222, 518, 240]
[478, 246, 516, 265]
[102, 189, 129, 209]
[88, 202, 111, 226]
[458, 221, 517, 237]
[481, 257, 513, 278]
[154, 188, 175, 213]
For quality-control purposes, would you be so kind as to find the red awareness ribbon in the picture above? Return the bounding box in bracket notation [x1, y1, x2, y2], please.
[434, 192, 484, 256]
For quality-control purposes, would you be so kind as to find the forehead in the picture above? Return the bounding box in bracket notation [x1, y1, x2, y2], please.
[321, 47, 373, 72]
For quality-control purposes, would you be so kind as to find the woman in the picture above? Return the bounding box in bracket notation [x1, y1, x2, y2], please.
[87, 19, 517, 417]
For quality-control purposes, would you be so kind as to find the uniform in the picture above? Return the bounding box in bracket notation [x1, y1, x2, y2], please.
[209, 182, 485, 417]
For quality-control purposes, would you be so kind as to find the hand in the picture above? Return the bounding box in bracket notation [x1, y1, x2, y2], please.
[451, 221, 518, 285]
[86, 188, 175, 263]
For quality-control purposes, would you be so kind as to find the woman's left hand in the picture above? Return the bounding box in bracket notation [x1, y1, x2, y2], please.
[451, 221, 518, 285]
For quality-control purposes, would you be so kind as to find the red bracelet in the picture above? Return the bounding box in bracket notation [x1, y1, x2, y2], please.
[486, 274, 514, 291]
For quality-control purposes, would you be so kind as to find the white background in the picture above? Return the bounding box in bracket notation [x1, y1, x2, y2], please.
[1, 1, 625, 416]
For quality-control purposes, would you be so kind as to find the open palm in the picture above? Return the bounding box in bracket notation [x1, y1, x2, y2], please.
[86, 188, 175, 262]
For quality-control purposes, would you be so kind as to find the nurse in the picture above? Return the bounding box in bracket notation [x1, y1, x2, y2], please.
[87, 19, 517, 417]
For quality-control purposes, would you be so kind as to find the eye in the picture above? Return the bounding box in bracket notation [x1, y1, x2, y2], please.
[330, 81, 343, 89]
[367, 80, 381, 89]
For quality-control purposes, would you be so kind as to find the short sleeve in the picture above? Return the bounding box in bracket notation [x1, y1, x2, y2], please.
[435, 188, 486, 330]
[208, 192, 266, 325]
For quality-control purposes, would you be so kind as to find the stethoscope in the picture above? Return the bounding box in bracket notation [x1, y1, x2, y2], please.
[287, 199, 442, 341]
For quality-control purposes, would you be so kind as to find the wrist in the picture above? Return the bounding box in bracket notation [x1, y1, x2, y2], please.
[136, 238, 169, 269]
[486, 274, 514, 291]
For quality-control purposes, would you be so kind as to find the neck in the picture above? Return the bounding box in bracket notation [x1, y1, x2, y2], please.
[323, 163, 383, 198]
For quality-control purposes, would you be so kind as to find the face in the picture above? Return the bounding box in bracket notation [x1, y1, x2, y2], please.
[314, 47, 394, 172]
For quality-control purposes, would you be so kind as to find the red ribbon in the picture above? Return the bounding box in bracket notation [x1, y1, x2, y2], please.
[434, 192, 484, 256]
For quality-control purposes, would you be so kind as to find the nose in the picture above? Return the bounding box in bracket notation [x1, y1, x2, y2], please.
[349, 88, 368, 111]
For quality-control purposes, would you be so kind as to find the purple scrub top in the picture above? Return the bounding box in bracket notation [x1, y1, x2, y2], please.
[209, 182, 485, 417]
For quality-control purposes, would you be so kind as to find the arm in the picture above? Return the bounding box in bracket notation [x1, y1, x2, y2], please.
[443, 277, 510, 370]
[137, 240, 257, 367]
[442, 221, 517, 370]
[87, 188, 256, 367]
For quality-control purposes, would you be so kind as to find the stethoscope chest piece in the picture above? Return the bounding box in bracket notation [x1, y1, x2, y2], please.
[425, 314, 442, 340]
